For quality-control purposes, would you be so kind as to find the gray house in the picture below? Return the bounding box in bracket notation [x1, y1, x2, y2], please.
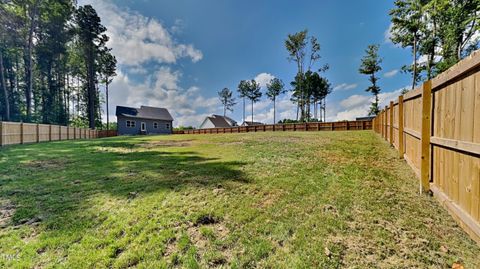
[199, 115, 238, 129]
[116, 105, 173, 135]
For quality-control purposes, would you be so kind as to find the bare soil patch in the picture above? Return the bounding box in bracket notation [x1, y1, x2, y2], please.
[0, 199, 15, 228]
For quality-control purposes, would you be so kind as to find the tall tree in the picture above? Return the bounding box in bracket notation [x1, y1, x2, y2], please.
[246, 79, 262, 123]
[266, 77, 285, 124]
[99, 51, 116, 130]
[0, 49, 9, 120]
[390, 0, 424, 90]
[359, 44, 382, 116]
[217, 87, 236, 117]
[75, 4, 108, 129]
[237, 80, 249, 123]
[285, 29, 328, 121]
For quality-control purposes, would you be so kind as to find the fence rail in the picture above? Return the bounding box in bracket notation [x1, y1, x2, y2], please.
[0, 121, 99, 146]
[372, 50, 480, 244]
[173, 120, 372, 135]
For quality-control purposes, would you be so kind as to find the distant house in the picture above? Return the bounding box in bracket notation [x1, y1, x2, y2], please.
[199, 115, 238, 129]
[116, 105, 173, 135]
[241, 121, 264, 126]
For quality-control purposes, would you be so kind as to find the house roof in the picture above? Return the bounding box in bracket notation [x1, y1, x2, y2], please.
[206, 116, 231, 128]
[212, 115, 237, 125]
[116, 106, 174, 121]
[200, 115, 237, 128]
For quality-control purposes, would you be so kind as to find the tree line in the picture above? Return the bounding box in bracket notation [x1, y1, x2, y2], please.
[360, 0, 479, 116]
[0, 0, 116, 129]
[218, 29, 332, 124]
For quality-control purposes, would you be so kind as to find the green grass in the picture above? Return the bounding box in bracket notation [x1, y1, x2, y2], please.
[0, 131, 478, 268]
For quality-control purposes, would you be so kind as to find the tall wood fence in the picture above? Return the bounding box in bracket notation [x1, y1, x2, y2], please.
[0, 121, 99, 147]
[173, 120, 372, 135]
[372, 50, 480, 244]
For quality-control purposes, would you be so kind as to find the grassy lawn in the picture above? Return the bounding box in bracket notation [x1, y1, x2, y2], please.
[0, 131, 479, 268]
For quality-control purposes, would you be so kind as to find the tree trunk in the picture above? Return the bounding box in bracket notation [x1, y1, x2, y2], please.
[243, 97, 245, 124]
[251, 100, 254, 123]
[106, 81, 109, 130]
[412, 34, 418, 90]
[24, 1, 38, 121]
[0, 50, 10, 121]
[87, 46, 96, 129]
[273, 97, 276, 124]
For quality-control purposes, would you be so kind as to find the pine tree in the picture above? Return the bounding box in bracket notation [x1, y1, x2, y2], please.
[359, 44, 382, 116]
[218, 87, 236, 117]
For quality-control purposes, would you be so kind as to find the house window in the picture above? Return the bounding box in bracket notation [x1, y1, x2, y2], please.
[166, 123, 170, 129]
[126, 120, 136, 128]
[153, 122, 158, 129]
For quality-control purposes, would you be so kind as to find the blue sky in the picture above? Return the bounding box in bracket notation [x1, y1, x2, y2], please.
[82, 0, 413, 127]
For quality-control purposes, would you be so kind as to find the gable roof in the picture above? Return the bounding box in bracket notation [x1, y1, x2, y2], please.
[200, 115, 237, 128]
[206, 116, 231, 128]
[116, 106, 174, 121]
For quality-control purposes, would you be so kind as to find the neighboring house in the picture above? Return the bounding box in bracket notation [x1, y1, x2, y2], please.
[356, 116, 375, 121]
[116, 105, 173, 135]
[199, 115, 238, 129]
[241, 121, 264, 126]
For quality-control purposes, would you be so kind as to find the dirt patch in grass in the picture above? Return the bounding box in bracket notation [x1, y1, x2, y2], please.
[25, 159, 70, 170]
[138, 140, 193, 148]
[0, 199, 15, 228]
[257, 190, 284, 209]
[186, 221, 231, 266]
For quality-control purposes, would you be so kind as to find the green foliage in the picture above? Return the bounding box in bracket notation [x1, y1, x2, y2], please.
[0, 1, 116, 128]
[174, 125, 195, 131]
[245, 79, 262, 123]
[389, 0, 480, 85]
[285, 29, 330, 122]
[237, 80, 250, 122]
[359, 44, 382, 116]
[218, 87, 236, 116]
[266, 78, 285, 124]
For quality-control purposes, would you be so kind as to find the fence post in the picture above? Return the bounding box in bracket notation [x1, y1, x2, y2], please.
[398, 95, 405, 158]
[36, 123, 40, 143]
[384, 106, 388, 140]
[390, 101, 394, 144]
[20, 122, 24, 144]
[49, 125, 52, 141]
[380, 111, 384, 137]
[420, 80, 432, 193]
[59, 125, 61, 140]
[346, 121, 349, 130]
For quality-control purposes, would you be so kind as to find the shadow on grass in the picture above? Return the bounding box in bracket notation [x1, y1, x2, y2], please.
[0, 136, 248, 232]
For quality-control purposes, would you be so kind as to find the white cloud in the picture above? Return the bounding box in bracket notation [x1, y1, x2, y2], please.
[333, 83, 358, 91]
[384, 69, 399, 78]
[384, 23, 393, 43]
[102, 68, 217, 127]
[79, 0, 202, 66]
[254, 73, 275, 88]
[340, 95, 370, 109]
[327, 87, 406, 121]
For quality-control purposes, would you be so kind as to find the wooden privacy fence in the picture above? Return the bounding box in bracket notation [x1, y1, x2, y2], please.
[0, 121, 99, 147]
[372, 50, 480, 244]
[174, 120, 372, 135]
[98, 130, 117, 138]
